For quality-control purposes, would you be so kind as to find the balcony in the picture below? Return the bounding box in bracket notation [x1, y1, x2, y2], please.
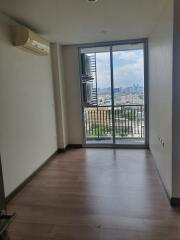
[84, 105, 145, 145]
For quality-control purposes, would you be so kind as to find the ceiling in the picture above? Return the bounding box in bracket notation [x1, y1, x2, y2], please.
[0, 0, 168, 45]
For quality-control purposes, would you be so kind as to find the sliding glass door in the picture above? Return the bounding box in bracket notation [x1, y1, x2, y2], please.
[80, 40, 147, 146]
[112, 44, 145, 145]
[81, 46, 113, 144]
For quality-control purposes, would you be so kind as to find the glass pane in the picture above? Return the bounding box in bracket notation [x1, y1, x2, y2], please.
[112, 44, 145, 145]
[96, 52, 111, 106]
[81, 47, 113, 144]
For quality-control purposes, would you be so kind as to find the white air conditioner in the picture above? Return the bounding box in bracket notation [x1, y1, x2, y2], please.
[12, 26, 50, 56]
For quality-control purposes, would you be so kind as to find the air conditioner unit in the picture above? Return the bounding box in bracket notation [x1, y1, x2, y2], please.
[12, 26, 50, 56]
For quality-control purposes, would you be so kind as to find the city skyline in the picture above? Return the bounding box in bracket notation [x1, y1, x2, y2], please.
[97, 83, 144, 94]
[96, 49, 144, 90]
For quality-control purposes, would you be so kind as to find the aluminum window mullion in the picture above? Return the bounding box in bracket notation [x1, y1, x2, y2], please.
[110, 46, 116, 145]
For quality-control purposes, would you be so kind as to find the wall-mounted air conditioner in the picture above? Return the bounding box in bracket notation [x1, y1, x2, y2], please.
[12, 26, 50, 56]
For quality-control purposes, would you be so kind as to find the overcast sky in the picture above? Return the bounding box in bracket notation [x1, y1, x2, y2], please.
[96, 49, 144, 89]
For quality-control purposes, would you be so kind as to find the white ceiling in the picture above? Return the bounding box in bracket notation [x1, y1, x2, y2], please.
[0, 0, 168, 45]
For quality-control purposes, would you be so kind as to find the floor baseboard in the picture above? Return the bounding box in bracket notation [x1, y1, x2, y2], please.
[149, 149, 170, 200]
[149, 148, 180, 208]
[6, 145, 83, 203]
[67, 144, 83, 149]
[58, 144, 83, 153]
[6, 150, 58, 204]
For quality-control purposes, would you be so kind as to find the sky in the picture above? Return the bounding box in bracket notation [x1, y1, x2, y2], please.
[96, 49, 144, 89]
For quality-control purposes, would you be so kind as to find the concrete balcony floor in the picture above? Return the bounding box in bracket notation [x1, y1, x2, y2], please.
[86, 137, 145, 145]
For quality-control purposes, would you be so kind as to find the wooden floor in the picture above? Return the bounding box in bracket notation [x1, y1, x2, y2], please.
[7, 149, 180, 240]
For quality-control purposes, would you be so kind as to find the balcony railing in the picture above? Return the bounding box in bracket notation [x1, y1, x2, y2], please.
[84, 105, 144, 139]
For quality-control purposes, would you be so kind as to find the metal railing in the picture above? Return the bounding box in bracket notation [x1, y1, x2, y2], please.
[84, 105, 144, 139]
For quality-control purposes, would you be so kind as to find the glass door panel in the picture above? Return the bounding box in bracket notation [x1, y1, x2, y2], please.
[80, 47, 113, 144]
[112, 44, 145, 144]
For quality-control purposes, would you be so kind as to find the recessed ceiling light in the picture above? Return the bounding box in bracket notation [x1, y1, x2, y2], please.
[87, 0, 98, 3]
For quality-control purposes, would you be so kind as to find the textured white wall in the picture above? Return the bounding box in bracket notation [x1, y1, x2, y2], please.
[0, 13, 58, 196]
[149, 0, 173, 196]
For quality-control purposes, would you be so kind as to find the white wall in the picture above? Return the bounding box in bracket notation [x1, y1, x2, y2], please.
[0, 13, 58, 196]
[149, 0, 173, 196]
[62, 46, 83, 145]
